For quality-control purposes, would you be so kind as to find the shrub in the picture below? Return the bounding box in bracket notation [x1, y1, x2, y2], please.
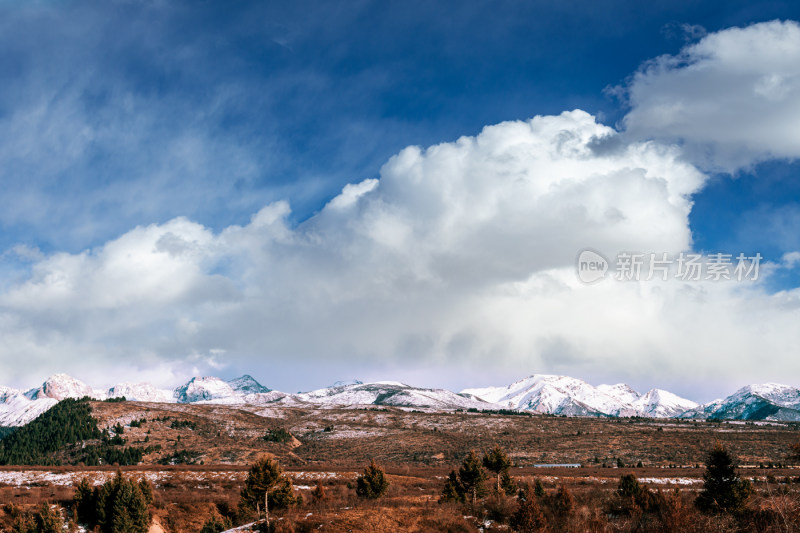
[511, 493, 547, 532]
[263, 428, 293, 443]
[549, 485, 575, 518]
[533, 478, 545, 498]
[618, 474, 642, 499]
[200, 515, 232, 533]
[355, 459, 390, 499]
[310, 479, 327, 503]
[483, 492, 517, 524]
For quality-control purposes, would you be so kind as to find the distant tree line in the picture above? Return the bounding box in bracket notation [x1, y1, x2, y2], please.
[0, 398, 148, 466]
[0, 398, 101, 465]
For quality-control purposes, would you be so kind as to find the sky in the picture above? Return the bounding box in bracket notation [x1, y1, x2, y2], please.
[0, 0, 799, 402]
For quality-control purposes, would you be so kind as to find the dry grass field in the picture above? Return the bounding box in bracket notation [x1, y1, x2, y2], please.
[2, 401, 800, 532]
[88, 400, 800, 468]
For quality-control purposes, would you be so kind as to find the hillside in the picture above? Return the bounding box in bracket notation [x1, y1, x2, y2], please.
[85, 400, 800, 468]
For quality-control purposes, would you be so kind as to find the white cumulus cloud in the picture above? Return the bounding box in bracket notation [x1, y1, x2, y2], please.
[2, 108, 799, 401]
[622, 19, 800, 171]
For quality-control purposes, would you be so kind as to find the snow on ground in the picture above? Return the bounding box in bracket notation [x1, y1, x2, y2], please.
[637, 477, 702, 485]
[0, 469, 347, 488]
[0, 470, 248, 487]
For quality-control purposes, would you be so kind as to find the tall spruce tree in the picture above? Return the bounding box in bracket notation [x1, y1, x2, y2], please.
[440, 470, 465, 503]
[458, 450, 488, 504]
[695, 443, 752, 514]
[482, 445, 514, 495]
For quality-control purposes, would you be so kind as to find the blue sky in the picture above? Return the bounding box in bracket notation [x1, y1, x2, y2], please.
[1, 1, 799, 401]
[2, 0, 797, 254]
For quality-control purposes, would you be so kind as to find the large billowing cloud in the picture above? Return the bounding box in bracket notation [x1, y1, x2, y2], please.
[3, 20, 800, 400]
[1, 108, 798, 400]
[622, 20, 800, 171]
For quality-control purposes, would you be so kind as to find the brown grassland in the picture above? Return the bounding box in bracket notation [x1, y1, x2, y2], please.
[2, 400, 800, 532]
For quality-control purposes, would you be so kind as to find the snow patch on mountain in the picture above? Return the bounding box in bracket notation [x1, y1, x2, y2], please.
[597, 384, 641, 405]
[328, 379, 364, 388]
[174, 377, 240, 403]
[24, 374, 95, 401]
[227, 375, 271, 395]
[289, 381, 493, 410]
[0, 393, 58, 426]
[107, 383, 175, 403]
[633, 389, 698, 418]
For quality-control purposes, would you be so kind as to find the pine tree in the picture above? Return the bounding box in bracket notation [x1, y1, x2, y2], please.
[440, 470, 465, 503]
[74, 477, 97, 525]
[239, 456, 299, 519]
[695, 443, 752, 514]
[533, 478, 545, 498]
[550, 485, 575, 520]
[200, 515, 232, 533]
[355, 459, 390, 499]
[11, 513, 35, 533]
[458, 450, 488, 504]
[500, 470, 516, 496]
[482, 445, 513, 494]
[617, 474, 642, 498]
[310, 479, 327, 503]
[95, 472, 150, 533]
[34, 504, 63, 533]
[511, 492, 547, 532]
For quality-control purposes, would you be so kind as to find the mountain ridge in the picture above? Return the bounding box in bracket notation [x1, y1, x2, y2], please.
[1, 373, 798, 427]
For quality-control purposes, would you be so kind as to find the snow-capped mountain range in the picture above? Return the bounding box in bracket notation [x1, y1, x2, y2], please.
[678, 383, 800, 421]
[461, 375, 698, 418]
[1, 372, 799, 427]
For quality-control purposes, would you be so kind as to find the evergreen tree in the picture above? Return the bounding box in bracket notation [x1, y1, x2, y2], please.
[74, 477, 98, 525]
[482, 445, 513, 494]
[355, 459, 390, 499]
[310, 479, 327, 503]
[695, 443, 752, 514]
[458, 450, 488, 504]
[533, 478, 545, 498]
[239, 457, 299, 519]
[111, 479, 150, 533]
[11, 513, 35, 533]
[440, 470, 465, 503]
[0, 398, 102, 465]
[91, 472, 150, 533]
[550, 485, 575, 520]
[511, 490, 547, 532]
[617, 474, 642, 498]
[500, 470, 516, 496]
[35, 504, 63, 533]
[200, 516, 232, 533]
